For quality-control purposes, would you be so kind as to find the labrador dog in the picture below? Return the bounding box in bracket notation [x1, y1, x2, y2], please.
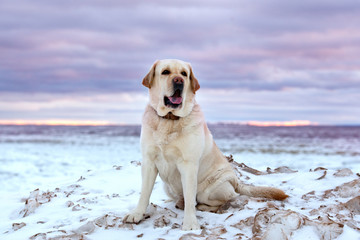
[124, 59, 288, 230]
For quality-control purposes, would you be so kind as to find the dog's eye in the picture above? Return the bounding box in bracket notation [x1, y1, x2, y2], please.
[181, 71, 187, 77]
[162, 70, 170, 75]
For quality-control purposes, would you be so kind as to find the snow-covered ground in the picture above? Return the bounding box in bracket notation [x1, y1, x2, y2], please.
[1, 125, 360, 239]
[2, 161, 360, 239]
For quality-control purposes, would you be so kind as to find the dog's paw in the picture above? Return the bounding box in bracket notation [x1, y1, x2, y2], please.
[182, 216, 200, 231]
[123, 211, 144, 224]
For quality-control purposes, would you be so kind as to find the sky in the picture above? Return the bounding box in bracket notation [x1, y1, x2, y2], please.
[0, 0, 359, 125]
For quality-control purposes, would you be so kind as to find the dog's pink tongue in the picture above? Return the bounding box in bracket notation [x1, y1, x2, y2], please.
[169, 96, 182, 104]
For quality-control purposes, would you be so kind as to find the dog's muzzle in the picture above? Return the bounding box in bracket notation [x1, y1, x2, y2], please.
[164, 77, 184, 108]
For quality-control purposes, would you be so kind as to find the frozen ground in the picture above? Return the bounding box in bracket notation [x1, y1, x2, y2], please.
[0, 125, 359, 239]
[1, 160, 360, 240]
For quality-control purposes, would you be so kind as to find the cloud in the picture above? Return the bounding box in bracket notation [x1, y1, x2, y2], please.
[0, 0, 359, 124]
[1, 86, 358, 125]
[0, 92, 148, 123]
[197, 87, 360, 125]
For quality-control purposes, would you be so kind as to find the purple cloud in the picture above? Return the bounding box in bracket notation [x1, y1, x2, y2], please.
[0, 0, 359, 124]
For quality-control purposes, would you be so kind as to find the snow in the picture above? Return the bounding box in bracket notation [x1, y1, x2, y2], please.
[1, 125, 360, 239]
[1, 161, 360, 239]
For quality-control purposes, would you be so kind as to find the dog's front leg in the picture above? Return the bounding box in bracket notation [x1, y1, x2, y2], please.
[178, 162, 200, 230]
[124, 158, 158, 224]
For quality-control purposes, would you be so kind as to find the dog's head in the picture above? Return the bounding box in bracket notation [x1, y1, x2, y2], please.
[142, 59, 200, 118]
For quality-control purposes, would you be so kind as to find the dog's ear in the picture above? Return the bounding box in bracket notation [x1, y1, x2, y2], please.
[142, 60, 159, 89]
[189, 65, 200, 93]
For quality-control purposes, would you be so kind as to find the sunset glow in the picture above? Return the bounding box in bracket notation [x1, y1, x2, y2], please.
[247, 120, 316, 127]
[0, 119, 319, 127]
[0, 120, 112, 126]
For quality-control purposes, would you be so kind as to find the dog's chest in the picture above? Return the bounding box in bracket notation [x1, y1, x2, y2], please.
[150, 124, 183, 184]
[152, 120, 183, 147]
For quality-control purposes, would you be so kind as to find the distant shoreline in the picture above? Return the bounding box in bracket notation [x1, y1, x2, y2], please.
[0, 123, 359, 127]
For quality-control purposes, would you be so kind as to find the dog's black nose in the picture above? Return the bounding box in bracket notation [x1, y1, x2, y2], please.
[173, 77, 184, 91]
[173, 77, 184, 84]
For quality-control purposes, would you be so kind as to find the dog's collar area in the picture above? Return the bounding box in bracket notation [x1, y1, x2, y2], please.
[162, 112, 180, 120]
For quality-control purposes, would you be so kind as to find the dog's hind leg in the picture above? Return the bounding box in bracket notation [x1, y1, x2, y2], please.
[197, 181, 238, 211]
[175, 197, 185, 210]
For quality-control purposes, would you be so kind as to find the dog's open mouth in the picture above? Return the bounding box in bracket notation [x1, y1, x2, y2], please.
[164, 89, 183, 109]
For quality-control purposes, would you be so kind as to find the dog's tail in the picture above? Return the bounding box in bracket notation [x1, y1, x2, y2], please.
[236, 184, 288, 200]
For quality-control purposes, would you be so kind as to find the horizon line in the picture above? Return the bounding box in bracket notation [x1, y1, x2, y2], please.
[0, 119, 358, 127]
